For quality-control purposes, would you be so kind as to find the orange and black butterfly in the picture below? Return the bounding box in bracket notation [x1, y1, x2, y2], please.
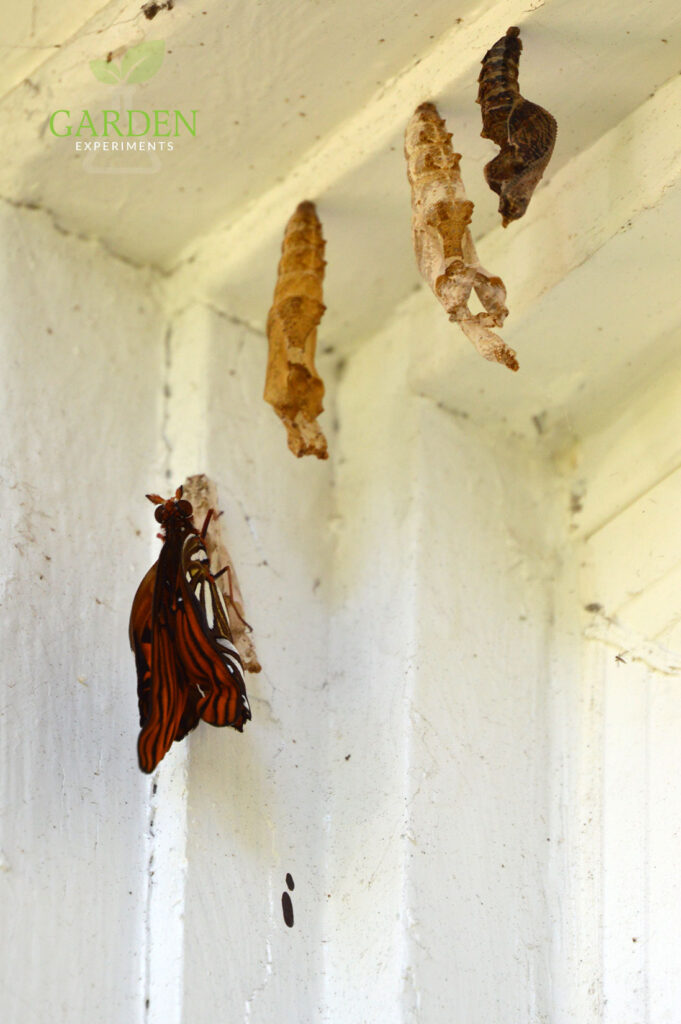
[129, 487, 251, 773]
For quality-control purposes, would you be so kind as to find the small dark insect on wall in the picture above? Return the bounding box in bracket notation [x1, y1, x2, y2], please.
[477, 26, 557, 226]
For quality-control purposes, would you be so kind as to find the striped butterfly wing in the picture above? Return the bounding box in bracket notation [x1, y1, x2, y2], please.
[178, 533, 251, 730]
[129, 563, 155, 735]
[129, 540, 201, 774]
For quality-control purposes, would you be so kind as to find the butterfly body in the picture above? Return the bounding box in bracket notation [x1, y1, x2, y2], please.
[130, 489, 251, 773]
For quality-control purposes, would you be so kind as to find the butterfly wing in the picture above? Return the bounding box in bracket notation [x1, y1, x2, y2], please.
[129, 556, 200, 774]
[129, 563, 155, 733]
[177, 534, 251, 730]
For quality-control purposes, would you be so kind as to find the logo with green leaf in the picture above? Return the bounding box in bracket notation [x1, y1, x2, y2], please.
[90, 41, 164, 85]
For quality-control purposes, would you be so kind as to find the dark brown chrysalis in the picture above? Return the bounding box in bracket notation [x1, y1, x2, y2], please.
[477, 26, 557, 226]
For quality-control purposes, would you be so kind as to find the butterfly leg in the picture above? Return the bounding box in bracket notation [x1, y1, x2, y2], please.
[199, 508, 214, 539]
[213, 563, 253, 631]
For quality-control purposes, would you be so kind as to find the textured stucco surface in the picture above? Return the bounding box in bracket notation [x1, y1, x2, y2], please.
[0, 201, 165, 1023]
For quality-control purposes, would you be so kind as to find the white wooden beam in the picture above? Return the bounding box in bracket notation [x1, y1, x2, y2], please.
[163, 0, 544, 312]
[163, 12, 681, 371]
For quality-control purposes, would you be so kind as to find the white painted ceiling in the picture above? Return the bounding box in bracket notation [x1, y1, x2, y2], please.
[3, 0, 681, 438]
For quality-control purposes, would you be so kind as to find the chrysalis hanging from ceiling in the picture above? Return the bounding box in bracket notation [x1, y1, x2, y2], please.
[264, 201, 329, 459]
[405, 101, 518, 371]
[478, 26, 557, 226]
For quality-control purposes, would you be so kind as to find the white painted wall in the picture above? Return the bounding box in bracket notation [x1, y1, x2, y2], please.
[326, 324, 558, 1022]
[324, 308, 681, 1023]
[166, 304, 334, 1024]
[156, 305, 564, 1022]
[562, 384, 681, 1024]
[0, 201, 165, 1023]
[3, 199, 681, 1024]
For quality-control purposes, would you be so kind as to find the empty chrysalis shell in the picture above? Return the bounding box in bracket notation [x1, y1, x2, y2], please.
[404, 101, 518, 371]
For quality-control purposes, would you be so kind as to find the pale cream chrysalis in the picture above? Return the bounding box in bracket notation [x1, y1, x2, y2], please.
[404, 101, 518, 371]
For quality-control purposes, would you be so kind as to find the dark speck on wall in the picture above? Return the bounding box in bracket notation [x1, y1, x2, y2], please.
[142, 0, 174, 20]
[282, 890, 294, 928]
[285, 872, 294, 891]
